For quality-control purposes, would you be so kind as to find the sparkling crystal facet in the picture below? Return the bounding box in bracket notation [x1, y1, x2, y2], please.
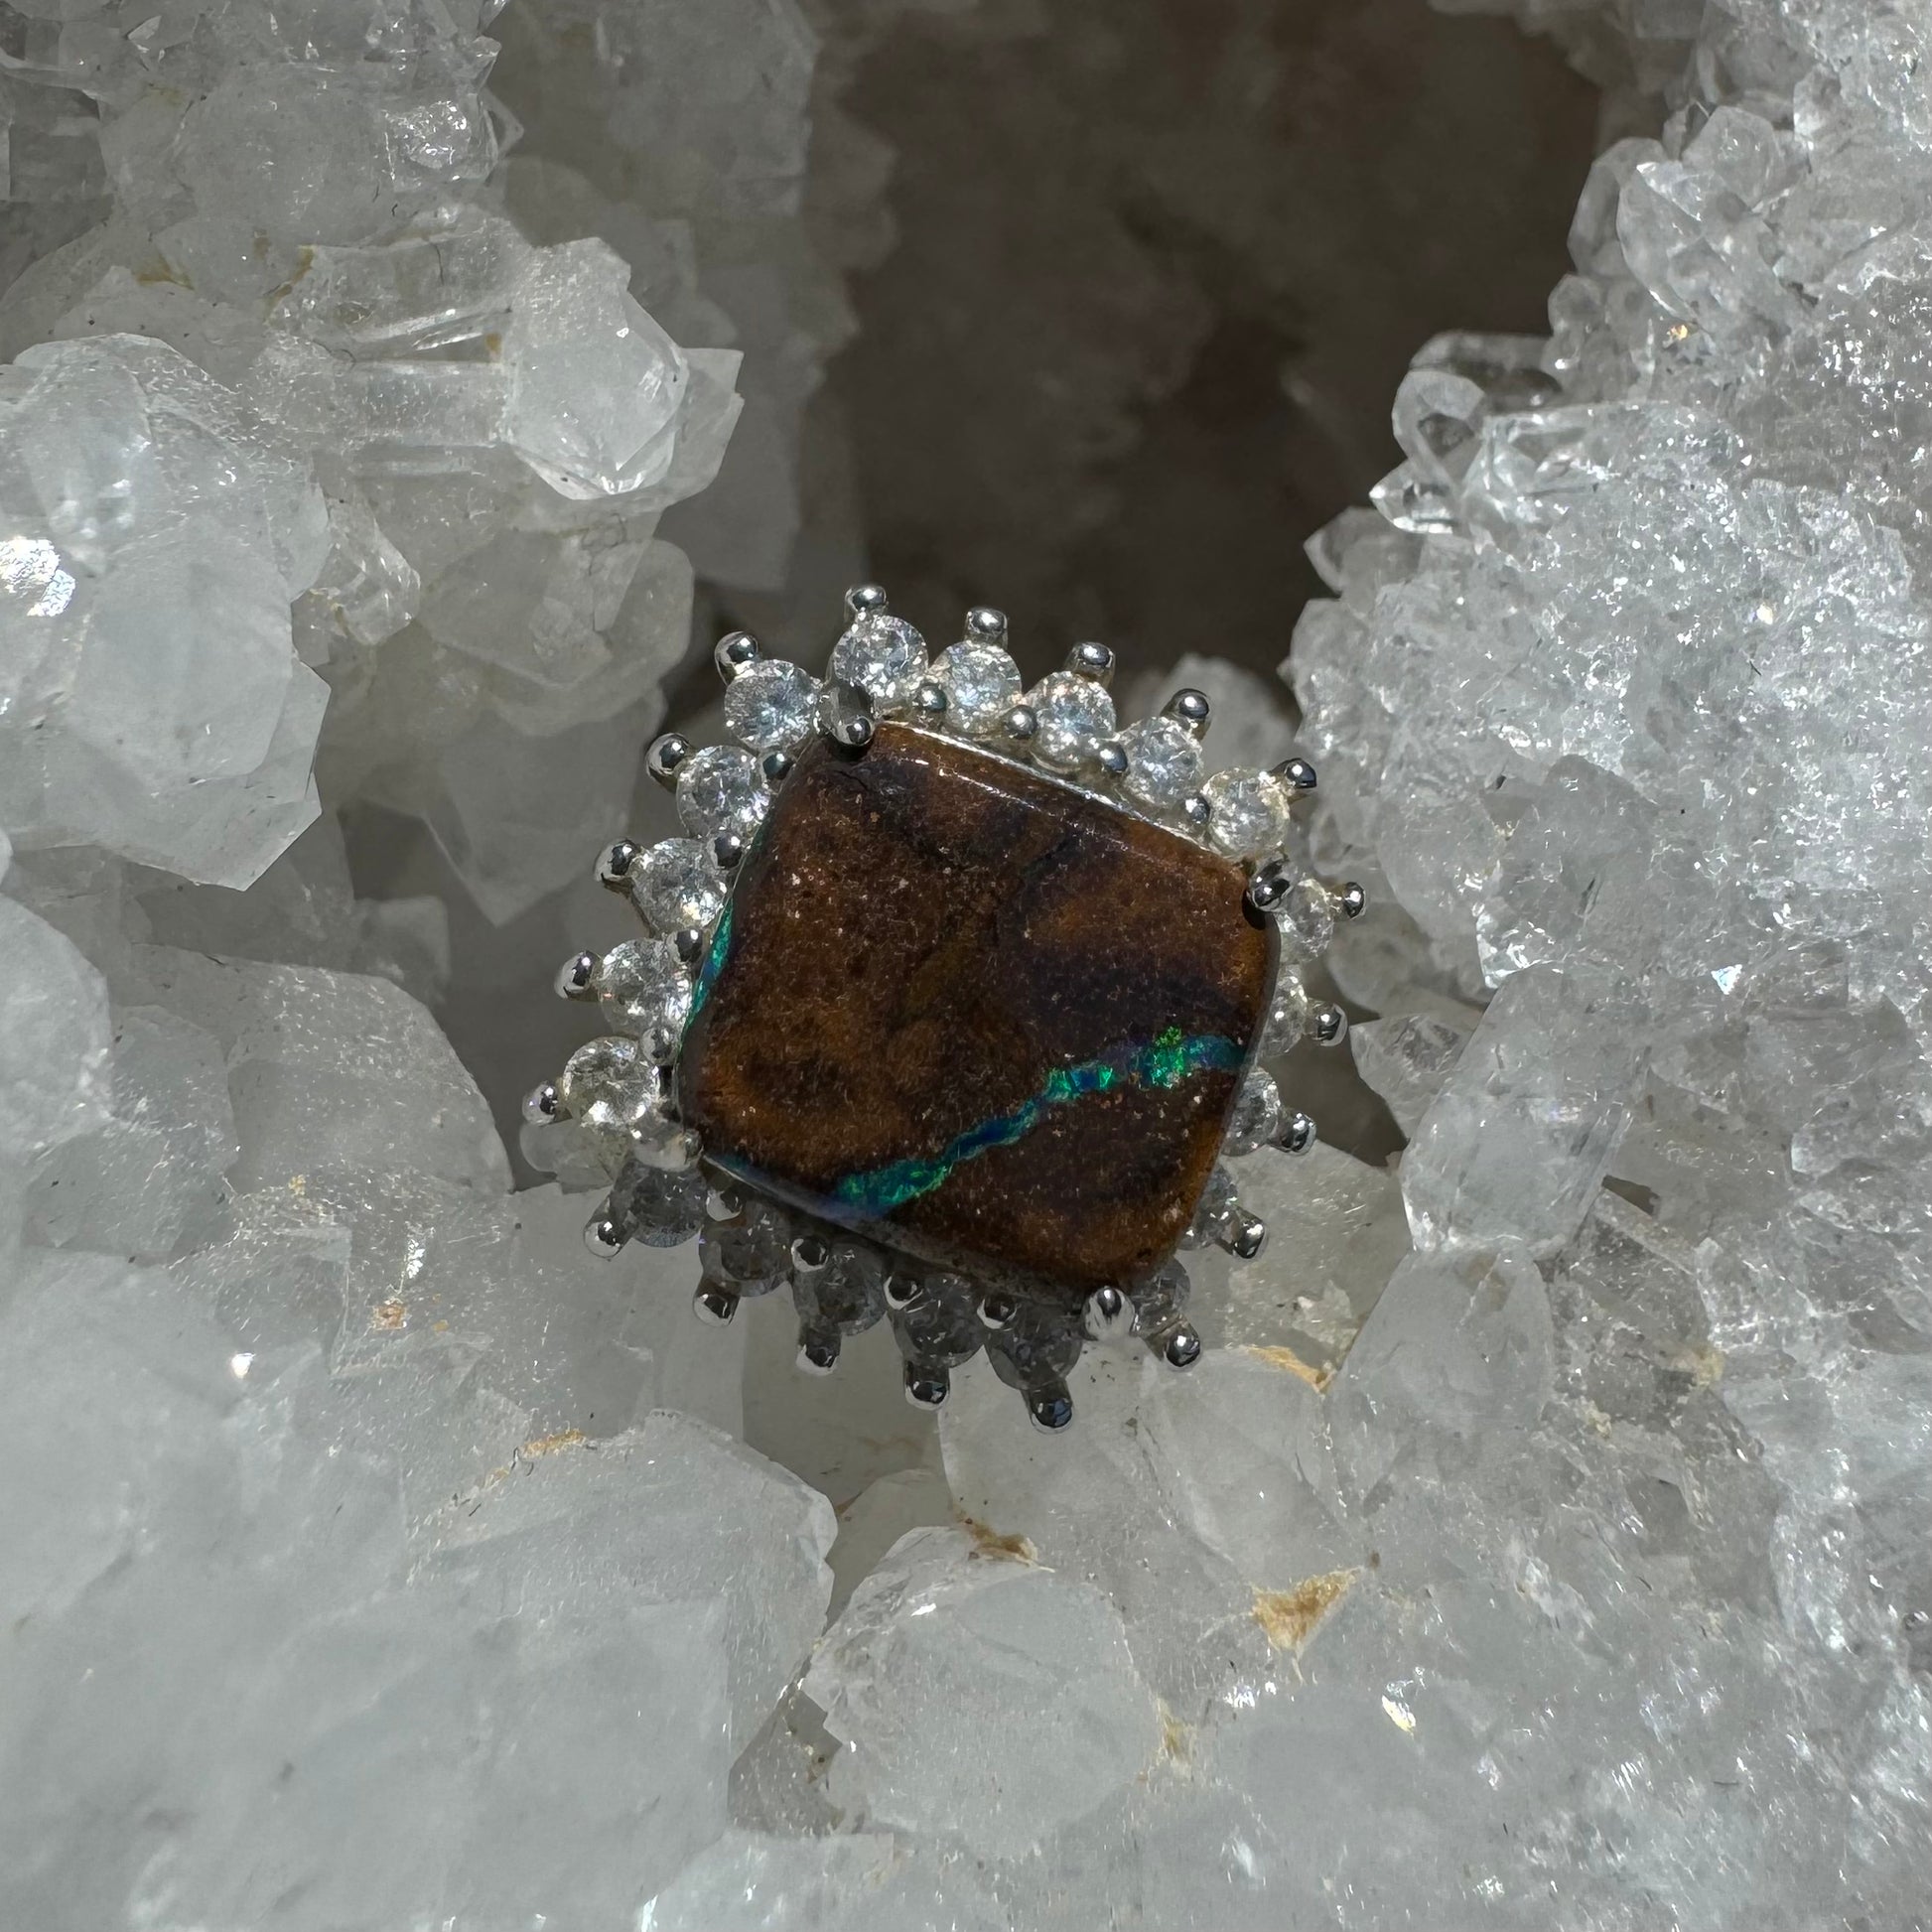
[592, 937, 691, 1037]
[724, 659, 820, 755]
[829, 613, 928, 710]
[628, 839, 727, 934]
[1117, 715, 1204, 813]
[1276, 877, 1337, 962]
[930, 640, 1023, 738]
[1027, 671, 1116, 774]
[1201, 768, 1293, 859]
[1258, 971, 1312, 1056]
[676, 745, 769, 842]
[559, 1035, 661, 1139]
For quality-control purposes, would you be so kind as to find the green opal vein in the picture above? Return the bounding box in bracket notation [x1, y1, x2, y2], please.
[830, 1026, 1245, 1219]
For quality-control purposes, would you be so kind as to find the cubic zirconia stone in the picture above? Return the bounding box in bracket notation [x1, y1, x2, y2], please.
[1258, 971, 1311, 1056]
[1180, 1164, 1238, 1248]
[609, 1154, 707, 1247]
[1201, 767, 1292, 859]
[1117, 715, 1204, 812]
[1027, 671, 1115, 774]
[628, 839, 727, 934]
[592, 937, 691, 1037]
[699, 1197, 793, 1295]
[1276, 877, 1337, 962]
[724, 659, 820, 754]
[676, 745, 769, 842]
[1222, 1068, 1282, 1156]
[889, 1273, 984, 1368]
[931, 640, 1023, 738]
[559, 1035, 661, 1139]
[829, 613, 928, 710]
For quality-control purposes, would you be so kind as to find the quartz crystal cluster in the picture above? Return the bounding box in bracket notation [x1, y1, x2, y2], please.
[6, 2, 1932, 1929]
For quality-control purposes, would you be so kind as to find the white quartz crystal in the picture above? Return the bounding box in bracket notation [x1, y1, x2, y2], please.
[5, 1, 1931, 1924]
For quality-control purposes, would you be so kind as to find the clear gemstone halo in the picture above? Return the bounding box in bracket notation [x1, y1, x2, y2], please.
[528, 587, 1356, 1428]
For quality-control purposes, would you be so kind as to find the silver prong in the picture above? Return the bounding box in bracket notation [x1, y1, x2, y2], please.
[966, 606, 1008, 641]
[584, 1211, 625, 1258]
[522, 1080, 561, 1125]
[884, 1272, 923, 1312]
[1245, 861, 1291, 915]
[903, 1364, 951, 1410]
[1280, 1111, 1317, 1155]
[1082, 1284, 1134, 1341]
[714, 629, 761, 682]
[693, 1284, 739, 1324]
[818, 677, 876, 752]
[646, 735, 692, 789]
[977, 1291, 1019, 1330]
[760, 748, 794, 786]
[1096, 739, 1130, 780]
[1066, 640, 1115, 687]
[797, 1331, 841, 1375]
[1165, 689, 1212, 739]
[1003, 704, 1038, 746]
[640, 1021, 680, 1066]
[597, 839, 640, 890]
[705, 1179, 744, 1221]
[1180, 792, 1211, 833]
[1311, 1002, 1349, 1046]
[1028, 1382, 1075, 1432]
[632, 1125, 702, 1173]
[554, 949, 598, 1000]
[1337, 880, 1367, 919]
[845, 583, 889, 619]
[1218, 1210, 1267, 1262]
[672, 926, 706, 968]
[913, 679, 949, 723]
[1275, 757, 1317, 793]
[712, 831, 745, 873]
[791, 1232, 832, 1280]
[1160, 1324, 1202, 1369]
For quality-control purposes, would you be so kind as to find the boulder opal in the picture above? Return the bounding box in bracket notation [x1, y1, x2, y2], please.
[677, 722, 1276, 1302]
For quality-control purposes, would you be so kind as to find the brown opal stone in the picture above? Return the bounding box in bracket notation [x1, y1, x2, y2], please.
[676, 722, 1277, 1303]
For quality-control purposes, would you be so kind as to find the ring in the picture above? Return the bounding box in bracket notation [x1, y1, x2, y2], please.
[525, 585, 1361, 1430]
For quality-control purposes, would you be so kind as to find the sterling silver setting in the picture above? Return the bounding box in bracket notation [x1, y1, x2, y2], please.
[522, 586, 1360, 1430]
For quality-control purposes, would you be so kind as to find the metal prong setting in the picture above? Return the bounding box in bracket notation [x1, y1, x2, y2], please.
[1096, 740, 1130, 780]
[584, 1212, 625, 1258]
[819, 678, 876, 752]
[693, 1284, 739, 1324]
[1066, 640, 1115, 686]
[1245, 860, 1291, 915]
[1165, 689, 1212, 738]
[760, 749, 794, 786]
[522, 1080, 560, 1125]
[845, 583, 890, 619]
[1337, 880, 1368, 919]
[712, 831, 745, 873]
[978, 1292, 1019, 1330]
[597, 839, 640, 890]
[715, 629, 761, 681]
[705, 1178, 744, 1221]
[640, 1021, 680, 1065]
[1003, 704, 1038, 746]
[1082, 1285, 1135, 1341]
[1160, 1324, 1202, 1370]
[797, 1331, 841, 1375]
[672, 926, 706, 968]
[913, 679, 949, 723]
[791, 1232, 832, 1279]
[966, 606, 1008, 641]
[904, 1365, 951, 1409]
[1028, 1382, 1075, 1431]
[884, 1272, 924, 1312]
[646, 734, 691, 789]
[1280, 1111, 1317, 1155]
[554, 949, 598, 1000]
[1275, 756, 1317, 793]
[1180, 792, 1212, 834]
[1218, 1210, 1268, 1262]
[1311, 1002, 1349, 1046]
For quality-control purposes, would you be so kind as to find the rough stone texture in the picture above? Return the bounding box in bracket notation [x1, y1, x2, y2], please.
[680, 722, 1275, 1297]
